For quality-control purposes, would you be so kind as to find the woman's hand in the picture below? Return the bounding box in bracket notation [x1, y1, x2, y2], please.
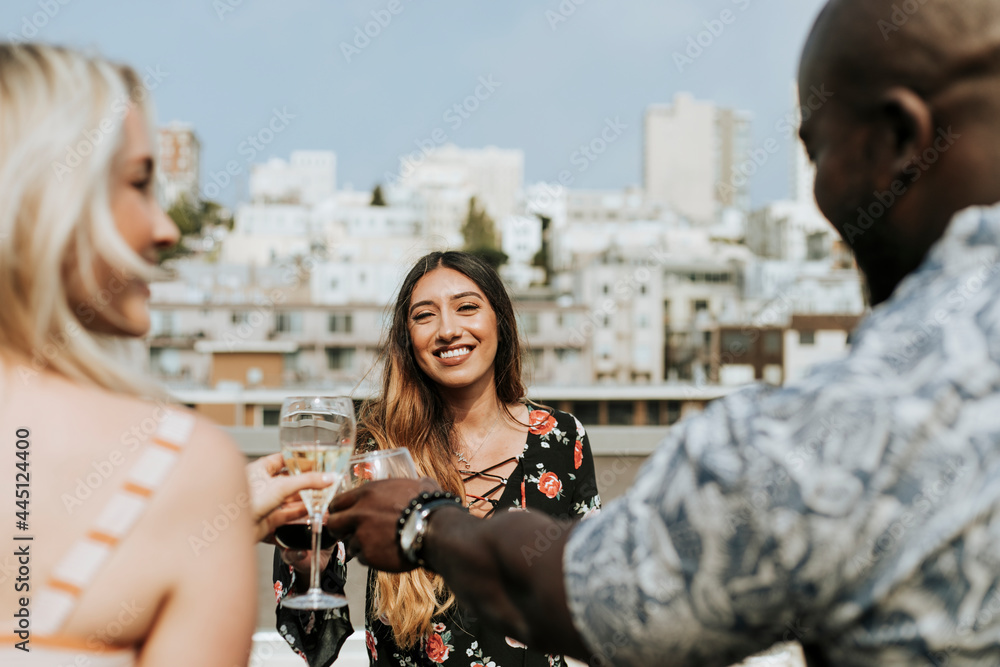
[247, 453, 336, 543]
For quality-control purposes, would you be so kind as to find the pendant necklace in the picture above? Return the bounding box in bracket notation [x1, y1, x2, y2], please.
[455, 407, 502, 470]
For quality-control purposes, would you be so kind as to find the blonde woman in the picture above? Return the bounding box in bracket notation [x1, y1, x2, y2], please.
[0, 43, 323, 666]
[274, 252, 601, 666]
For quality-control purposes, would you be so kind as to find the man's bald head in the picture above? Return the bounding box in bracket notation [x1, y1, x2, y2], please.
[803, 0, 1000, 110]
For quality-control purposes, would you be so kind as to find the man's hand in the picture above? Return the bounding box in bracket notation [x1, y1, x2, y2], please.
[327, 477, 439, 571]
[247, 453, 337, 543]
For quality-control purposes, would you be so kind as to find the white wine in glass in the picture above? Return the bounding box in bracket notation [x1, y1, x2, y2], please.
[279, 396, 356, 610]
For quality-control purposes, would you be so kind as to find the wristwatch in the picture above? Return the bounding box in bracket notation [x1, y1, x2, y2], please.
[397, 491, 464, 569]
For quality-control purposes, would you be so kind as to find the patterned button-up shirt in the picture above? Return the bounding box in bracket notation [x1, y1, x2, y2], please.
[564, 203, 1000, 666]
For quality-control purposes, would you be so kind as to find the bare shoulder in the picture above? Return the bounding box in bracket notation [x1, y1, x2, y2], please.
[154, 407, 249, 510]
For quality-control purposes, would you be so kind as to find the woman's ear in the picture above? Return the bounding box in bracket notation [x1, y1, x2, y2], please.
[874, 86, 934, 191]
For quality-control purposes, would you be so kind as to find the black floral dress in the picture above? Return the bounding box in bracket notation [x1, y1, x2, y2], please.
[274, 407, 602, 667]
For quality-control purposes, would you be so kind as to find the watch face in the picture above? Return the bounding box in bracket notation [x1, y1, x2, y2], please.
[400, 512, 423, 554]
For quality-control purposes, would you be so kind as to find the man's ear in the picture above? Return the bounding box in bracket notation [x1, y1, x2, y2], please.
[873, 86, 934, 191]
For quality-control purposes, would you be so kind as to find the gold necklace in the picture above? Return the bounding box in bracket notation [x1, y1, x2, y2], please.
[454, 407, 502, 470]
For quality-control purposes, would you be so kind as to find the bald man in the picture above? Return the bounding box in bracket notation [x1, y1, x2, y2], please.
[330, 1, 1000, 665]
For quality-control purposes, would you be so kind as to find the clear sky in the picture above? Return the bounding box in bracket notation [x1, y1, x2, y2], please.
[1, 0, 827, 209]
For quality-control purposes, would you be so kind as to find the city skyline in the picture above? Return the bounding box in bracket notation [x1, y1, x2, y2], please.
[1, 0, 826, 209]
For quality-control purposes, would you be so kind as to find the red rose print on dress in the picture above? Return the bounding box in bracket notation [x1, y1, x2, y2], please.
[538, 471, 562, 499]
[574, 439, 583, 469]
[528, 410, 557, 436]
[426, 632, 451, 663]
[505, 636, 527, 649]
[365, 630, 378, 660]
[273, 580, 283, 603]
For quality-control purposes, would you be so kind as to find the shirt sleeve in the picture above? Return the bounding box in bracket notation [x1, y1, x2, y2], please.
[569, 415, 602, 518]
[562, 380, 888, 667]
[273, 544, 355, 667]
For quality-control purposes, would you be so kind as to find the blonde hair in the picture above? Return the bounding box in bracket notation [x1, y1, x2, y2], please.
[0, 43, 162, 396]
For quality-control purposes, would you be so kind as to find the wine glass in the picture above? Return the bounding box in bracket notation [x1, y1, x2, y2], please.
[279, 396, 356, 610]
[346, 448, 421, 487]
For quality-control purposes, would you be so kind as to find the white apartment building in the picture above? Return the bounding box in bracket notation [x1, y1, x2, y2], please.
[500, 215, 544, 289]
[157, 122, 200, 207]
[221, 203, 322, 265]
[746, 200, 833, 263]
[249, 151, 337, 205]
[644, 94, 752, 224]
[744, 260, 865, 316]
[400, 144, 524, 242]
[565, 187, 669, 225]
[784, 314, 861, 384]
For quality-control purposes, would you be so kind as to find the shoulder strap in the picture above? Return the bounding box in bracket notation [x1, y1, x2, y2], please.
[34, 409, 195, 636]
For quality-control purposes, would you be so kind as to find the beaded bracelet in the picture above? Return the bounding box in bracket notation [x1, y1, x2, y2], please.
[396, 491, 465, 569]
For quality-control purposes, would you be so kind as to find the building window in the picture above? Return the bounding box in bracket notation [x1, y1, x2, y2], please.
[800, 330, 816, 346]
[602, 284, 610, 295]
[556, 348, 579, 364]
[572, 401, 599, 426]
[149, 311, 176, 337]
[608, 401, 634, 426]
[149, 347, 181, 376]
[763, 331, 782, 355]
[275, 312, 303, 333]
[325, 347, 355, 371]
[721, 331, 751, 357]
[665, 400, 682, 425]
[232, 311, 250, 325]
[519, 312, 540, 335]
[637, 314, 649, 328]
[263, 408, 281, 426]
[328, 313, 353, 333]
[557, 312, 578, 329]
[693, 300, 709, 313]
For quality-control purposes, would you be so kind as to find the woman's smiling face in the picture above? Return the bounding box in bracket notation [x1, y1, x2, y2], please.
[407, 267, 498, 393]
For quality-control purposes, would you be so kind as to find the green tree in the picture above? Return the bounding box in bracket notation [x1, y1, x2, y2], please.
[371, 184, 387, 207]
[461, 197, 507, 268]
[162, 195, 233, 262]
[531, 215, 551, 284]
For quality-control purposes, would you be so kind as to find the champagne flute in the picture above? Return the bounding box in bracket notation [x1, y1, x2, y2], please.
[279, 396, 356, 609]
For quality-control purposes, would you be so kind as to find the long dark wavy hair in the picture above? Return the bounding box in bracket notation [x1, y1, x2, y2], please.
[358, 251, 527, 647]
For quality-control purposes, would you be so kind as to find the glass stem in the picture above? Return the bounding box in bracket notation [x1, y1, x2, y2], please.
[309, 510, 323, 592]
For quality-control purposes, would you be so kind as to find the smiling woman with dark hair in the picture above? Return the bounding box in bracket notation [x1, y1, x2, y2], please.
[273, 250, 601, 666]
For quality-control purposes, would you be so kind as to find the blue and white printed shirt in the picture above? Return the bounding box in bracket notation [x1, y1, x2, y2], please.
[564, 203, 1000, 666]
